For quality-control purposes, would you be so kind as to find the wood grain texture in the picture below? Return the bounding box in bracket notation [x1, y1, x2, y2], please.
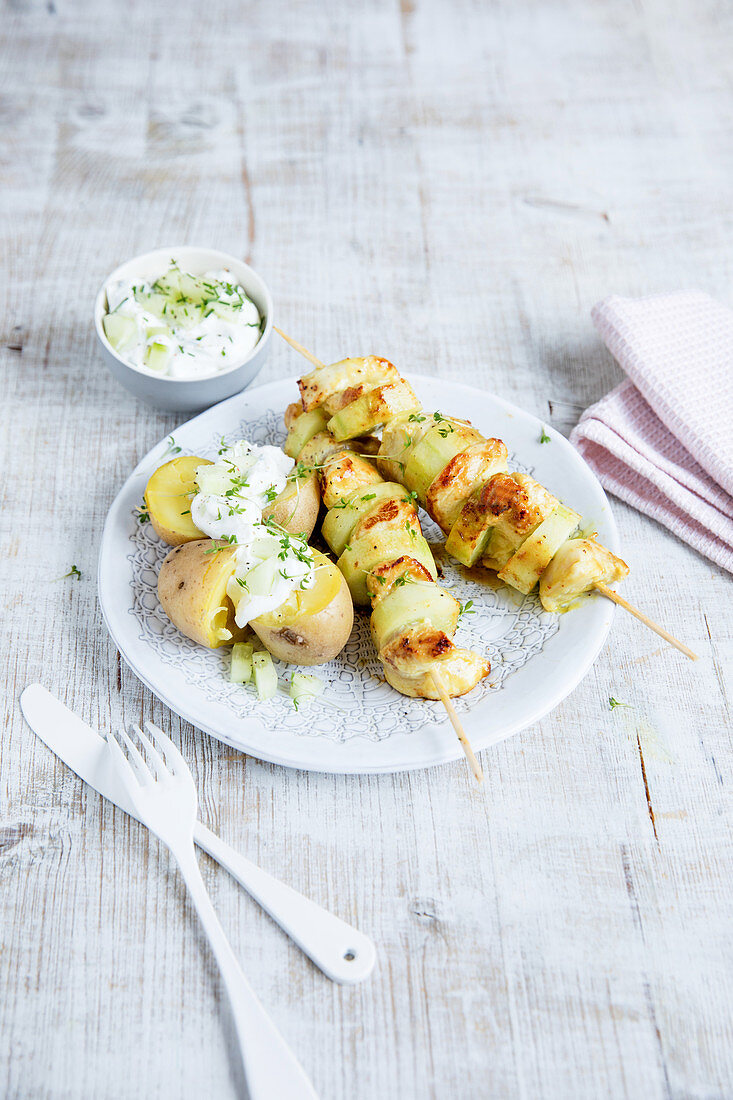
[1, 0, 732, 1097]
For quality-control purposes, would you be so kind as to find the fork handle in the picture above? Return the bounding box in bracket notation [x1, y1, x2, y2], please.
[174, 842, 319, 1100]
[193, 822, 376, 983]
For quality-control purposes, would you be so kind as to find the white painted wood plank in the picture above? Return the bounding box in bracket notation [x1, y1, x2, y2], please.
[1, 0, 732, 1097]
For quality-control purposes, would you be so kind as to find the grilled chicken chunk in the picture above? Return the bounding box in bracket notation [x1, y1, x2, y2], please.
[380, 626, 491, 699]
[365, 556, 435, 600]
[481, 474, 559, 570]
[299, 356, 400, 411]
[426, 438, 508, 533]
[539, 539, 629, 612]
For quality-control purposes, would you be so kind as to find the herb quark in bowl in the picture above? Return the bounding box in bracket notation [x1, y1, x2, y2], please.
[94, 246, 273, 412]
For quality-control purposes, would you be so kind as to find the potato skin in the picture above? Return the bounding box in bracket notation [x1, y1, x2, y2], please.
[251, 557, 354, 666]
[261, 472, 320, 539]
[157, 540, 248, 649]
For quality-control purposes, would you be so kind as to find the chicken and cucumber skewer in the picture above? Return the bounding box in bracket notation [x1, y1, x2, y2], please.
[282, 399, 490, 781]
[277, 329, 697, 662]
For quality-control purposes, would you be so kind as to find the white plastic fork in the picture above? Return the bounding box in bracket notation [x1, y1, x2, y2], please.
[107, 720, 319, 1100]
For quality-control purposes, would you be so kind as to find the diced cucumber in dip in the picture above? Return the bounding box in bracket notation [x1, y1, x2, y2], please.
[103, 261, 262, 379]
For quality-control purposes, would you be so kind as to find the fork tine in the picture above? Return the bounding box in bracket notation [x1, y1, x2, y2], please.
[106, 731, 145, 791]
[119, 726, 153, 783]
[132, 722, 169, 780]
[144, 720, 188, 778]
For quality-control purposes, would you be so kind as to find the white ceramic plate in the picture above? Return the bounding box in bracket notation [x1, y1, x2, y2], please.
[98, 375, 618, 774]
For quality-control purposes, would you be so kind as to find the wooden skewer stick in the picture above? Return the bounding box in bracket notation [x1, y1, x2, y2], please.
[431, 669, 484, 784]
[593, 583, 698, 661]
[275, 325, 485, 778]
[274, 326, 325, 368]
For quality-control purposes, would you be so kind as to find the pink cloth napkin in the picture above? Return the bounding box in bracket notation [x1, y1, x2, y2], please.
[570, 291, 733, 574]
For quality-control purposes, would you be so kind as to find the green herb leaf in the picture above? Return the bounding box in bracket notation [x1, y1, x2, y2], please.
[539, 427, 551, 444]
[608, 697, 631, 710]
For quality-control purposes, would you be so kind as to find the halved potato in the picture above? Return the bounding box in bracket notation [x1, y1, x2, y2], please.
[145, 456, 213, 545]
[262, 471, 320, 539]
[251, 550, 354, 665]
[158, 542, 353, 665]
[147, 455, 318, 546]
[157, 540, 247, 648]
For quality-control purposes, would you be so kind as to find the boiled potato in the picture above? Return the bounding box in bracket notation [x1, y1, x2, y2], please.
[262, 471, 320, 539]
[147, 456, 320, 546]
[158, 542, 353, 665]
[157, 540, 248, 648]
[145, 456, 213, 545]
[251, 550, 354, 665]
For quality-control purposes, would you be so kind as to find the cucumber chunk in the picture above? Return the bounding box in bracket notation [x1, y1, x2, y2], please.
[403, 421, 483, 503]
[135, 290, 168, 316]
[497, 504, 581, 594]
[195, 464, 235, 497]
[338, 529, 436, 605]
[243, 557, 281, 598]
[290, 672, 323, 710]
[445, 479, 504, 567]
[144, 341, 173, 373]
[253, 650, 278, 701]
[327, 380, 421, 441]
[230, 642, 254, 684]
[371, 582, 459, 650]
[322, 483, 407, 557]
[145, 323, 170, 340]
[103, 313, 137, 352]
[284, 408, 329, 459]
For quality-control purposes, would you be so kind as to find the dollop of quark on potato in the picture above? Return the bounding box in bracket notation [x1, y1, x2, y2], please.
[190, 440, 315, 626]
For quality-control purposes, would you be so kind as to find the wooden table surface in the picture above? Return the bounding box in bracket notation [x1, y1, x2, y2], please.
[2, 1, 732, 1097]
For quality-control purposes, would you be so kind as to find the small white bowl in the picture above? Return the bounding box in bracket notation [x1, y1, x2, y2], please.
[94, 246, 273, 413]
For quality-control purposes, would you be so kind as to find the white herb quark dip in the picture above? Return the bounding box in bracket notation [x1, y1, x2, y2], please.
[103, 263, 262, 379]
[190, 440, 314, 627]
